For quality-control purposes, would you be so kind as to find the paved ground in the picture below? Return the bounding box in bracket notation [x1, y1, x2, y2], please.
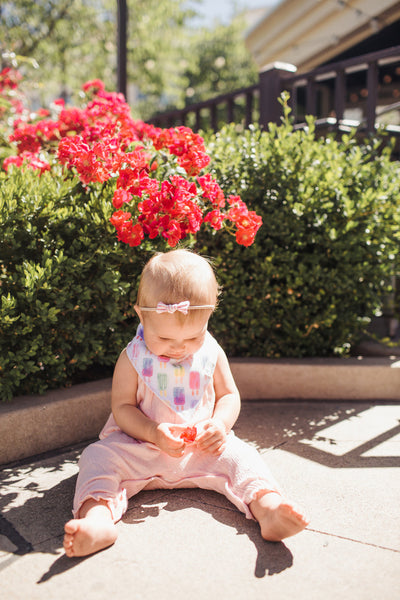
[1, 400, 399, 600]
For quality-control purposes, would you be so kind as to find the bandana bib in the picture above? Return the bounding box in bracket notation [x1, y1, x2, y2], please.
[126, 325, 219, 418]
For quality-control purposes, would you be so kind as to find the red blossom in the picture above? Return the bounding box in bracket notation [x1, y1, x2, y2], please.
[109, 211, 144, 246]
[2, 75, 262, 248]
[82, 79, 105, 93]
[37, 108, 50, 117]
[58, 107, 88, 135]
[3, 155, 24, 170]
[124, 148, 151, 170]
[9, 123, 43, 154]
[112, 188, 133, 209]
[162, 219, 181, 247]
[117, 168, 154, 197]
[27, 155, 51, 175]
[0, 68, 22, 90]
[3, 152, 50, 175]
[226, 195, 263, 246]
[9, 99, 24, 115]
[236, 228, 257, 246]
[204, 209, 225, 230]
[177, 146, 210, 176]
[197, 173, 225, 208]
[180, 426, 197, 443]
[136, 174, 203, 244]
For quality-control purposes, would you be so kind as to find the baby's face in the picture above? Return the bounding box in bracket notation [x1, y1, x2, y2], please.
[140, 312, 209, 361]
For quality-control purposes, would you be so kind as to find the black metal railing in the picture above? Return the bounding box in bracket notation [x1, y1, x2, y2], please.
[149, 45, 400, 138]
[149, 84, 259, 131]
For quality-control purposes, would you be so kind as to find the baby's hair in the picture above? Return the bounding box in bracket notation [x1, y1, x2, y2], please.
[136, 249, 220, 322]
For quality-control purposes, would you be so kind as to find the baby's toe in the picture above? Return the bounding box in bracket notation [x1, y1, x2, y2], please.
[64, 544, 75, 557]
[64, 519, 79, 535]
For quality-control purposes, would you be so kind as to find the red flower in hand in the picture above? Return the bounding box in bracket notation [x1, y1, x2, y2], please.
[180, 426, 197, 443]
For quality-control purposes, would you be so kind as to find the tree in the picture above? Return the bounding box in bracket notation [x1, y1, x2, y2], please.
[183, 18, 258, 106]
[1, 0, 116, 104]
[0, 0, 258, 120]
[124, 0, 196, 118]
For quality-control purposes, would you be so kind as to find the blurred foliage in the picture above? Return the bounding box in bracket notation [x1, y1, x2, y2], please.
[182, 19, 258, 105]
[0, 0, 116, 104]
[0, 0, 258, 119]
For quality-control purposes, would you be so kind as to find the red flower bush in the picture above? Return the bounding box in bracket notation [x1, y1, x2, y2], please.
[1, 73, 262, 248]
[3, 152, 51, 175]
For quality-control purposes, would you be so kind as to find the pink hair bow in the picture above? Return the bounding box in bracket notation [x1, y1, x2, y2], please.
[156, 301, 190, 315]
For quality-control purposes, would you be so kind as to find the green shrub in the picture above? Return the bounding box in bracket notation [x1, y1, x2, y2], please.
[0, 167, 155, 400]
[197, 103, 400, 357]
[1, 100, 399, 400]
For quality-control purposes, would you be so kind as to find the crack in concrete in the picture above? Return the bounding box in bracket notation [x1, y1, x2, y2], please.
[305, 527, 400, 553]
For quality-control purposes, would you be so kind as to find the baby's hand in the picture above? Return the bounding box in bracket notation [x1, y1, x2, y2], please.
[195, 418, 227, 456]
[154, 423, 186, 458]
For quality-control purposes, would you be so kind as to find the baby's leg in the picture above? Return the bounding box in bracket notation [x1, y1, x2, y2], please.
[64, 436, 129, 558]
[63, 498, 118, 557]
[250, 492, 309, 542]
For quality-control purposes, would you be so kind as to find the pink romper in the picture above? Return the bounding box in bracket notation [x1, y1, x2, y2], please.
[73, 327, 281, 521]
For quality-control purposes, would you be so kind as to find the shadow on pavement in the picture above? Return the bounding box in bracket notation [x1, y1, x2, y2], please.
[123, 488, 294, 578]
[2, 400, 398, 584]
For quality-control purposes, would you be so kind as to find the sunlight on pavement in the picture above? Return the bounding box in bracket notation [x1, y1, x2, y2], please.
[299, 405, 400, 457]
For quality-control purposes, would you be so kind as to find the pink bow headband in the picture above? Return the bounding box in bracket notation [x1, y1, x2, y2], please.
[139, 301, 214, 315]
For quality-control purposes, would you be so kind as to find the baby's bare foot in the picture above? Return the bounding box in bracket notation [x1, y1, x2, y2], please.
[261, 500, 309, 541]
[251, 492, 309, 542]
[63, 517, 117, 557]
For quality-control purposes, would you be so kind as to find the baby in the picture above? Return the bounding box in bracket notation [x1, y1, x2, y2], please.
[64, 249, 308, 557]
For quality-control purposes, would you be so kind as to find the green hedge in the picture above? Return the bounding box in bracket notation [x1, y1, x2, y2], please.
[0, 168, 157, 400]
[1, 109, 399, 399]
[198, 111, 400, 357]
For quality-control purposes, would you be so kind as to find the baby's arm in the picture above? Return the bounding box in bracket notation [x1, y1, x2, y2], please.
[196, 346, 241, 455]
[111, 350, 185, 457]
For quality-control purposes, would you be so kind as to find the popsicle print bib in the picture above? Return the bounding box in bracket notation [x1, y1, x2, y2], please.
[126, 324, 219, 418]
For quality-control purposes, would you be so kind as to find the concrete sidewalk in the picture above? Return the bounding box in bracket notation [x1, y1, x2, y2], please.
[1, 399, 399, 600]
[2, 355, 400, 465]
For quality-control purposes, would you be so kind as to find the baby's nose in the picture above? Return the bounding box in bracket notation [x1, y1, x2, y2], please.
[173, 339, 186, 350]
